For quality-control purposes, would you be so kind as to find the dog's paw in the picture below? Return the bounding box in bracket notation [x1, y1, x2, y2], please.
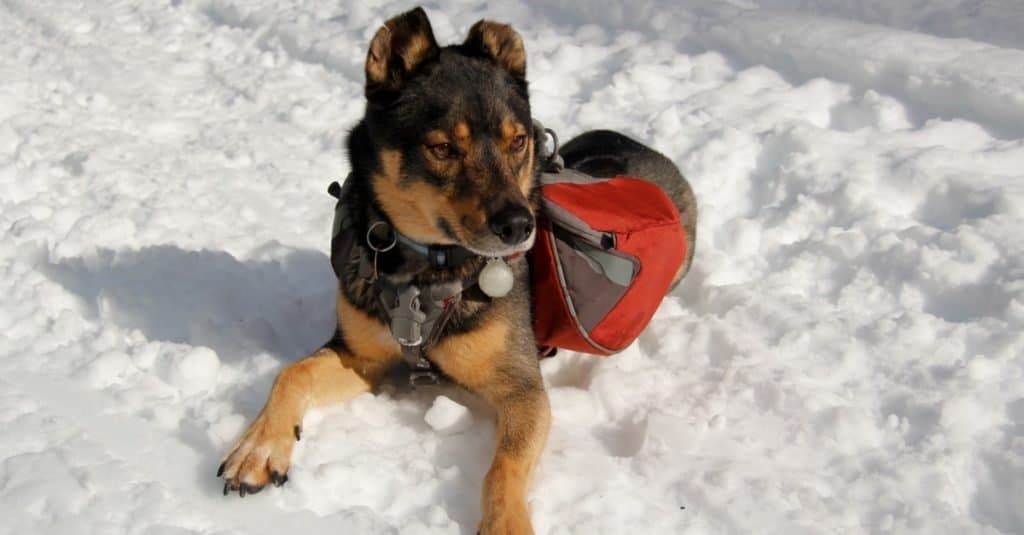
[479, 502, 534, 535]
[217, 415, 299, 497]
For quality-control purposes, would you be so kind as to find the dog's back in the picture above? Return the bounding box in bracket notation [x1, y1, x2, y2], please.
[559, 130, 698, 285]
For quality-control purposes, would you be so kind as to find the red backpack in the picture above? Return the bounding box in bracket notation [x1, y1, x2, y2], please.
[530, 168, 687, 356]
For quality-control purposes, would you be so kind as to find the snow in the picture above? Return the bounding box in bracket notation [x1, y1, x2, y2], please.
[2, 0, 1023, 533]
[424, 396, 474, 434]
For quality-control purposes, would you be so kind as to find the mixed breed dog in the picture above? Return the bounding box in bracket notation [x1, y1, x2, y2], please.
[217, 7, 697, 534]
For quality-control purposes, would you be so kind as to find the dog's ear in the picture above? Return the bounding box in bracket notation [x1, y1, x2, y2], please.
[462, 20, 526, 81]
[365, 7, 440, 101]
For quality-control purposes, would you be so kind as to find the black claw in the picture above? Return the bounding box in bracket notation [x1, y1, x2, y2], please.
[217, 462, 226, 478]
[223, 481, 231, 496]
[294, 425, 301, 441]
[237, 483, 263, 497]
[270, 471, 289, 487]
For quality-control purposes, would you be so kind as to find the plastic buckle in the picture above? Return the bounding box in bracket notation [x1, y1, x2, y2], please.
[391, 285, 426, 346]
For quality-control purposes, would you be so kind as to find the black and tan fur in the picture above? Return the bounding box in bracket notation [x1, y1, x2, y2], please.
[218, 7, 696, 535]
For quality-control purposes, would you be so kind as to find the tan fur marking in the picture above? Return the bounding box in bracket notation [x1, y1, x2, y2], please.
[400, 32, 432, 71]
[364, 9, 438, 92]
[497, 119, 534, 197]
[373, 149, 454, 243]
[220, 345, 393, 490]
[337, 292, 400, 361]
[480, 455, 536, 535]
[428, 312, 549, 534]
[425, 130, 450, 145]
[518, 139, 535, 197]
[477, 368, 551, 535]
[374, 175, 454, 243]
[453, 121, 471, 141]
[500, 119, 523, 144]
[365, 27, 391, 86]
[450, 195, 488, 234]
[380, 146, 402, 176]
[373, 148, 497, 244]
[470, 21, 527, 77]
[452, 135, 477, 177]
[429, 315, 509, 389]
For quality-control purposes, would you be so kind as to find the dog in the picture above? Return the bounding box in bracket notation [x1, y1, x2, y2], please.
[217, 7, 697, 534]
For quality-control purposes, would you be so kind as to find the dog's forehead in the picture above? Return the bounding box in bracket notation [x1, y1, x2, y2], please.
[410, 51, 529, 135]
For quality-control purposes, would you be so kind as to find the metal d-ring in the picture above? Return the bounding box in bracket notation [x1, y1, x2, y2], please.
[544, 127, 559, 155]
[543, 127, 561, 171]
[366, 221, 397, 252]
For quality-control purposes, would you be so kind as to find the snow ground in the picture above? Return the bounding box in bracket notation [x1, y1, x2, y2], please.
[2, 0, 1023, 533]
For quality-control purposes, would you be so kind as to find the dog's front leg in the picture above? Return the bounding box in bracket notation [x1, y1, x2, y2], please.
[218, 343, 396, 496]
[478, 381, 551, 535]
[431, 318, 551, 535]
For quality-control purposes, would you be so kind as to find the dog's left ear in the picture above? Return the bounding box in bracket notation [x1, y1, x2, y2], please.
[462, 20, 526, 81]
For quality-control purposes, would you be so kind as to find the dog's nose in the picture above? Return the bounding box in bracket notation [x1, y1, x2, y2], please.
[489, 204, 534, 245]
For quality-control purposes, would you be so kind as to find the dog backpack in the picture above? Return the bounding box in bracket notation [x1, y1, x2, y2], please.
[530, 167, 687, 356]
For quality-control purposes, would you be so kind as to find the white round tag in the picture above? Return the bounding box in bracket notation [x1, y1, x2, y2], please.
[478, 258, 514, 298]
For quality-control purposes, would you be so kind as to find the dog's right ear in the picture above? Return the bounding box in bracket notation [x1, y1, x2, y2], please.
[365, 7, 440, 102]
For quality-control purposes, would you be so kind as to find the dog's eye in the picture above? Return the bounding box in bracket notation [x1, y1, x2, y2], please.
[428, 143, 454, 160]
[510, 135, 527, 152]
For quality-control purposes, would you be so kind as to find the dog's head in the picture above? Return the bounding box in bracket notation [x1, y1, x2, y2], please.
[357, 7, 538, 257]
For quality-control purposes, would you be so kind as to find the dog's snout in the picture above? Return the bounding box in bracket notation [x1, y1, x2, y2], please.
[489, 204, 534, 245]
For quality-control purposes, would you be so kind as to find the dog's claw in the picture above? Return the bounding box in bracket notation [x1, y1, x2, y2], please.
[216, 461, 226, 478]
[223, 481, 231, 496]
[294, 425, 301, 441]
[239, 482, 263, 497]
[270, 471, 289, 487]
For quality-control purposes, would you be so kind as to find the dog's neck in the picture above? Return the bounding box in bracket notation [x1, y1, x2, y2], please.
[330, 173, 494, 324]
[356, 184, 486, 283]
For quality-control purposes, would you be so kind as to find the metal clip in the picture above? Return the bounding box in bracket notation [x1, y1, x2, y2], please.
[390, 285, 426, 346]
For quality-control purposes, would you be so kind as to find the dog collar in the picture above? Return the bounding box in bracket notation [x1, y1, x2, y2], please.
[328, 177, 482, 278]
[392, 229, 480, 269]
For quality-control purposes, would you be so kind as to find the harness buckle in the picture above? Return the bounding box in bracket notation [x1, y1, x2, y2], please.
[390, 285, 426, 346]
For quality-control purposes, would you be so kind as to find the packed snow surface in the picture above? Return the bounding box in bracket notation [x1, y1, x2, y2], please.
[2, 0, 1023, 533]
